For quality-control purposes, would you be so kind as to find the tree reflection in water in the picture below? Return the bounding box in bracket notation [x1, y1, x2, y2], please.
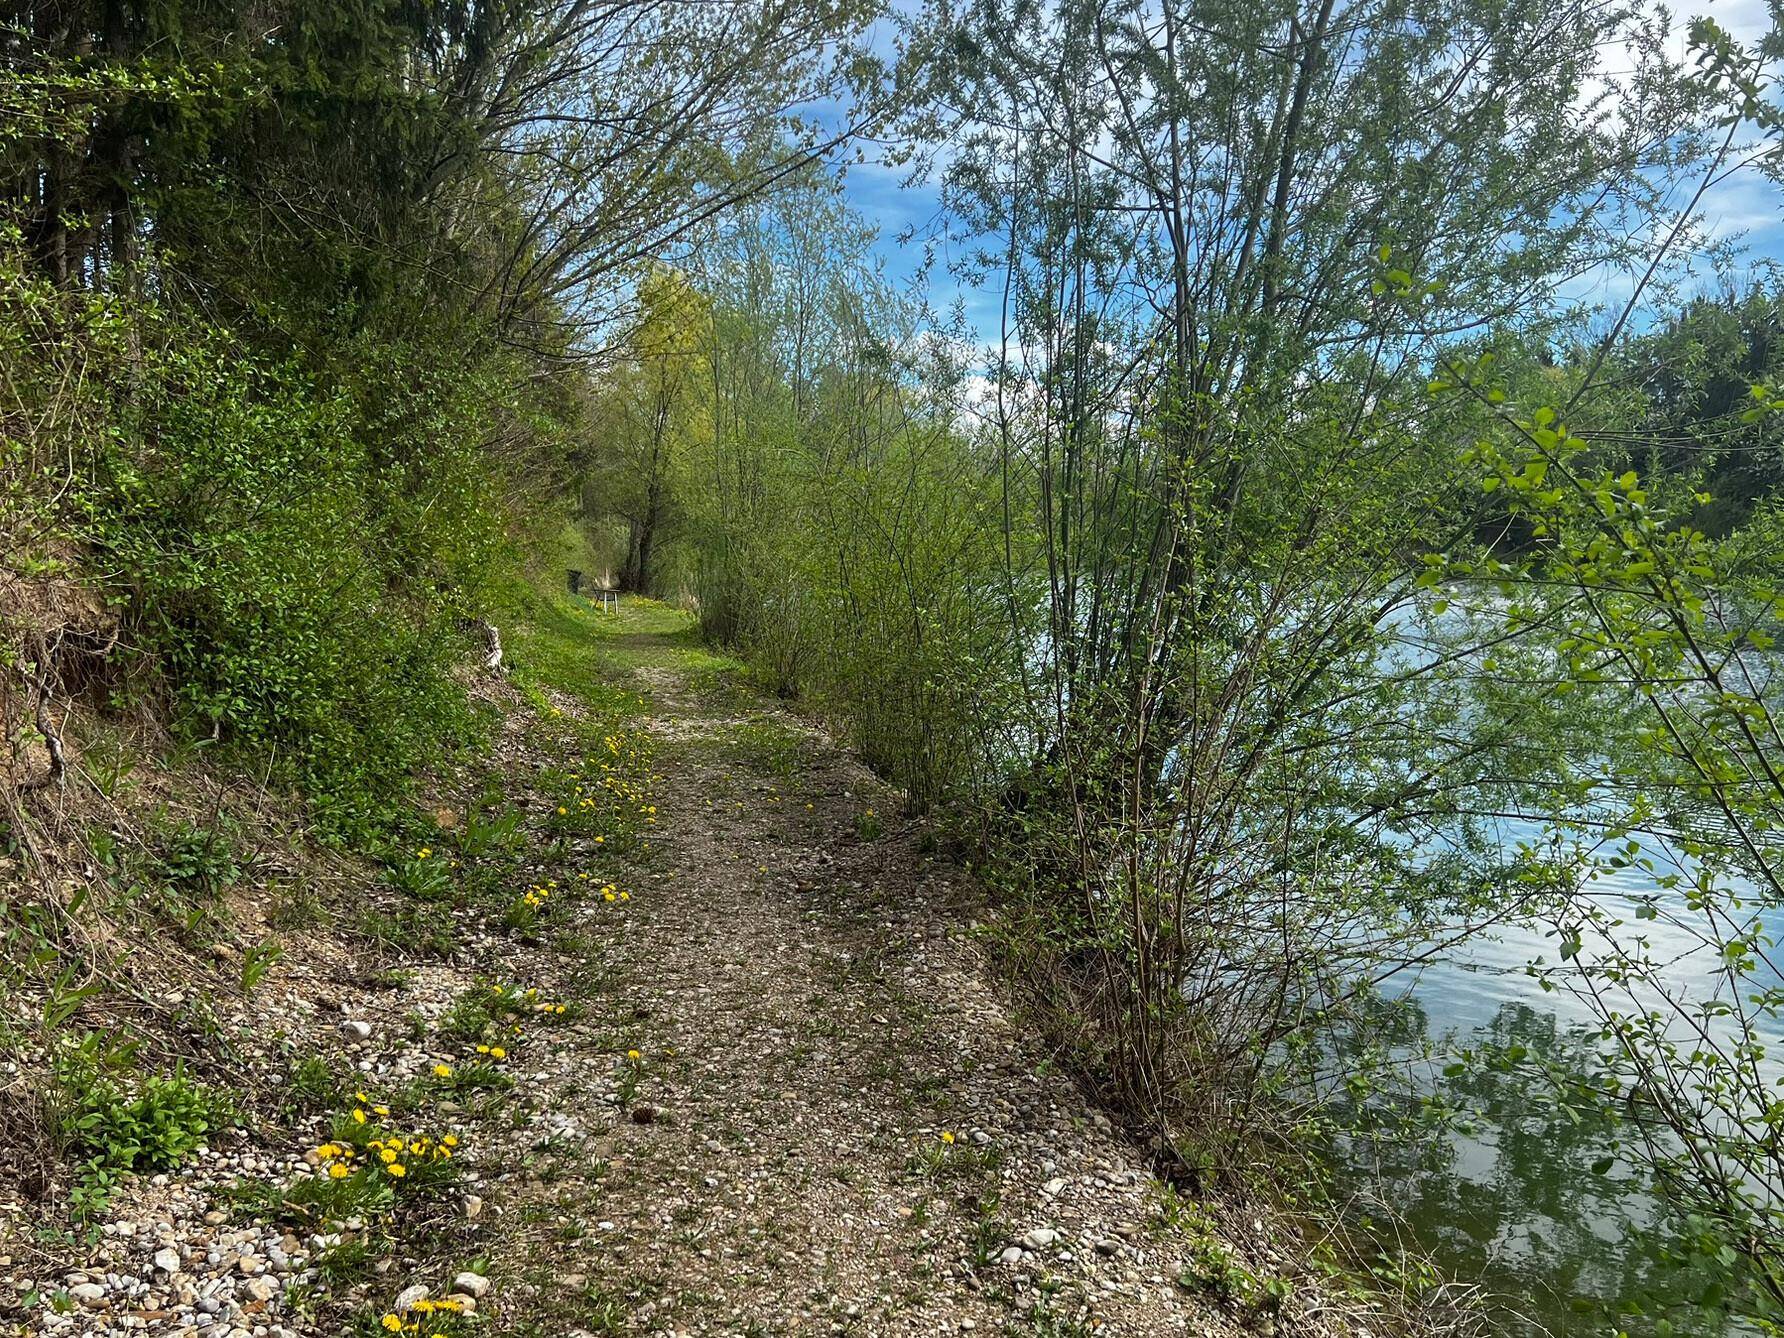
[1330, 1000, 1745, 1336]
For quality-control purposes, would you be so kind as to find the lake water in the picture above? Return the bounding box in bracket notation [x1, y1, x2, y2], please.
[1339, 814, 1781, 1336]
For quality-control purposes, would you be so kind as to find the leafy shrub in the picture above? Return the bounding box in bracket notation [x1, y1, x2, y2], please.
[53, 1052, 229, 1218]
[45, 307, 530, 847]
[384, 847, 453, 901]
[150, 820, 241, 896]
[455, 795, 526, 859]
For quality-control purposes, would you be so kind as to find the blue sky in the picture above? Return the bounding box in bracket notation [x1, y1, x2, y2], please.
[833, 1, 1784, 351]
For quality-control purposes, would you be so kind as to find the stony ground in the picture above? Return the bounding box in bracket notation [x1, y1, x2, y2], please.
[548, 661, 1252, 1336]
[3, 602, 1309, 1337]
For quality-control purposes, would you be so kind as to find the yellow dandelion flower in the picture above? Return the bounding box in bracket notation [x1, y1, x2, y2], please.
[352, 1108, 367, 1124]
[434, 1064, 453, 1078]
[329, 1163, 350, 1180]
[940, 1130, 955, 1145]
[388, 1163, 406, 1178]
[627, 1048, 641, 1061]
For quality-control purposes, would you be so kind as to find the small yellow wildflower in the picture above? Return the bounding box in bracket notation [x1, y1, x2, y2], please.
[940, 1130, 956, 1145]
[388, 1163, 406, 1178]
[329, 1163, 350, 1180]
[626, 1049, 641, 1062]
[434, 1063, 453, 1078]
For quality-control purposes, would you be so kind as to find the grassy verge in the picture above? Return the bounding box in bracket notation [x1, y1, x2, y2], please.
[0, 571, 683, 1331]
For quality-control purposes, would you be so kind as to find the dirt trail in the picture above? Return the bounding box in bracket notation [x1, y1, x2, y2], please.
[533, 642, 1244, 1335]
[11, 608, 1282, 1338]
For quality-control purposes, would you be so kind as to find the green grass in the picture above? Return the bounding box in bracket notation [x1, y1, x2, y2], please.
[496, 579, 742, 713]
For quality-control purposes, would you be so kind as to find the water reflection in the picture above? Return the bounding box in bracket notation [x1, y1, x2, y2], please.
[1335, 998, 1749, 1336]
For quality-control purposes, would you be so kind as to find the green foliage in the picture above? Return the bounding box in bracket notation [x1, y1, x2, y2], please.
[720, 717, 806, 778]
[149, 820, 241, 896]
[456, 794, 526, 860]
[76, 317, 505, 843]
[239, 938, 283, 992]
[52, 1050, 230, 1219]
[1435, 365, 1784, 1323]
[283, 1054, 345, 1116]
[384, 849, 454, 902]
[352, 902, 457, 959]
[434, 1060, 511, 1095]
[647, 183, 1026, 810]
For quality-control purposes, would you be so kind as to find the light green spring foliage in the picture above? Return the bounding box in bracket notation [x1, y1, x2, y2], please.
[1439, 363, 1784, 1318]
[2, 0, 885, 840]
[585, 181, 1033, 809]
[566, 7, 1784, 1329]
[8, 0, 1784, 1326]
[2, 268, 563, 843]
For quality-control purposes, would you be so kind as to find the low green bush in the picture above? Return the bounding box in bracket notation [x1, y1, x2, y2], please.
[52, 1049, 230, 1219]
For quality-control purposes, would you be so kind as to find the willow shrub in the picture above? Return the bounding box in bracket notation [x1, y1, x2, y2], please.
[685, 393, 1029, 810]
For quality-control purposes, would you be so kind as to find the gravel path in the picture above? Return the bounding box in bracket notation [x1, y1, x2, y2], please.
[529, 661, 1247, 1335]
[6, 620, 1291, 1337]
